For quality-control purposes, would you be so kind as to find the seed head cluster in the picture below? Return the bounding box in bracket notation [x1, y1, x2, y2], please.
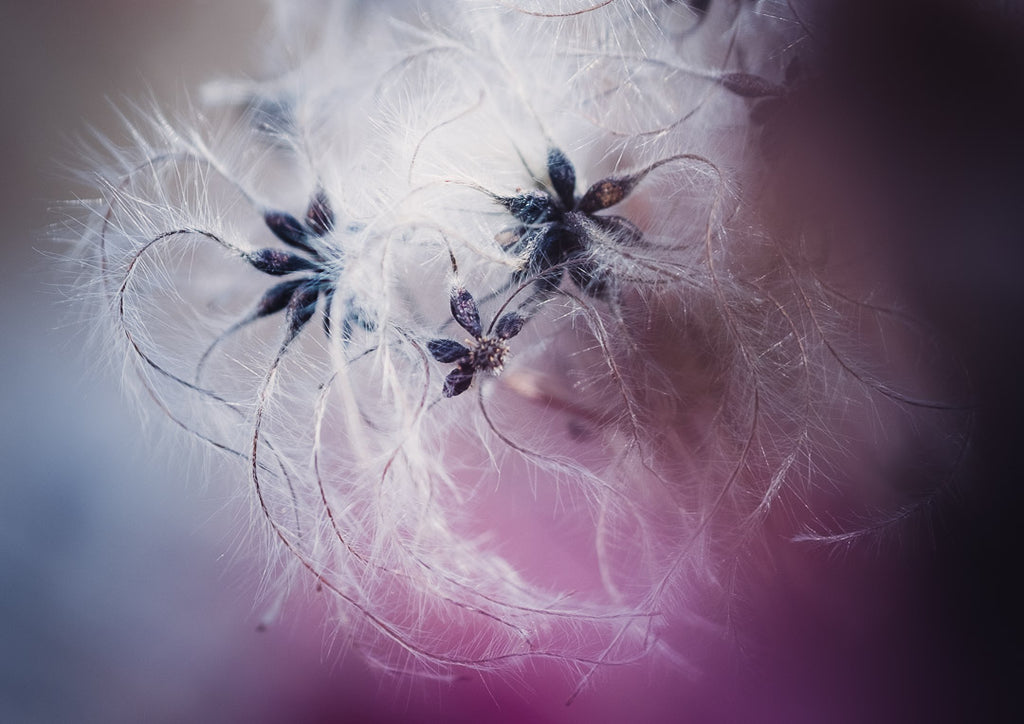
[69, 0, 966, 691]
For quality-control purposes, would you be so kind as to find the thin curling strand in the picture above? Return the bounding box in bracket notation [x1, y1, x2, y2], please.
[67, 0, 969, 693]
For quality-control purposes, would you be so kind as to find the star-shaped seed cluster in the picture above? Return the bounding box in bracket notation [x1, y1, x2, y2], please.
[427, 286, 525, 397]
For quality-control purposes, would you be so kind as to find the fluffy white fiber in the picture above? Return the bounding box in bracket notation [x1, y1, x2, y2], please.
[69, 0, 966, 692]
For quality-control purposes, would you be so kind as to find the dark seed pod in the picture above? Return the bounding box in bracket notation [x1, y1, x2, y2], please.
[428, 338, 471, 363]
[578, 178, 635, 214]
[719, 72, 785, 99]
[443, 366, 475, 397]
[499, 191, 553, 225]
[264, 211, 317, 254]
[284, 280, 321, 337]
[449, 287, 482, 338]
[254, 278, 307, 317]
[494, 312, 525, 341]
[305, 190, 335, 237]
[547, 147, 577, 209]
[246, 248, 320, 276]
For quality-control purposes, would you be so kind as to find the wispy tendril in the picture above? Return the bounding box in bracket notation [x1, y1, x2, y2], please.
[66, 0, 968, 693]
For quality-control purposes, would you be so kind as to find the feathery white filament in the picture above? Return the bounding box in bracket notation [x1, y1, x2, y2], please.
[68, 0, 967, 691]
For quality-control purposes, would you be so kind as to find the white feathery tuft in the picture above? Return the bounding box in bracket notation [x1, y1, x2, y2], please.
[65, 0, 969, 692]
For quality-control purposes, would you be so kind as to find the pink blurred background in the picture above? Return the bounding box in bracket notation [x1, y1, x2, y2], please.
[1, 1, 1022, 722]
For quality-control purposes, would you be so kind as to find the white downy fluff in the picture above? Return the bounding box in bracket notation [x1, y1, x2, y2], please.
[68, 0, 966, 691]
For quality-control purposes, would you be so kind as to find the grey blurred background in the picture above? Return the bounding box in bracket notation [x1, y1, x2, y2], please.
[0, 3, 396, 722]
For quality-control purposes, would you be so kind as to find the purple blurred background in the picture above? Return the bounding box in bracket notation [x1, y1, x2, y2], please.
[2, 1, 1022, 722]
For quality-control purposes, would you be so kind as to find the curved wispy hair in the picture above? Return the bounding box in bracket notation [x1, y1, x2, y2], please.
[67, 0, 968, 692]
